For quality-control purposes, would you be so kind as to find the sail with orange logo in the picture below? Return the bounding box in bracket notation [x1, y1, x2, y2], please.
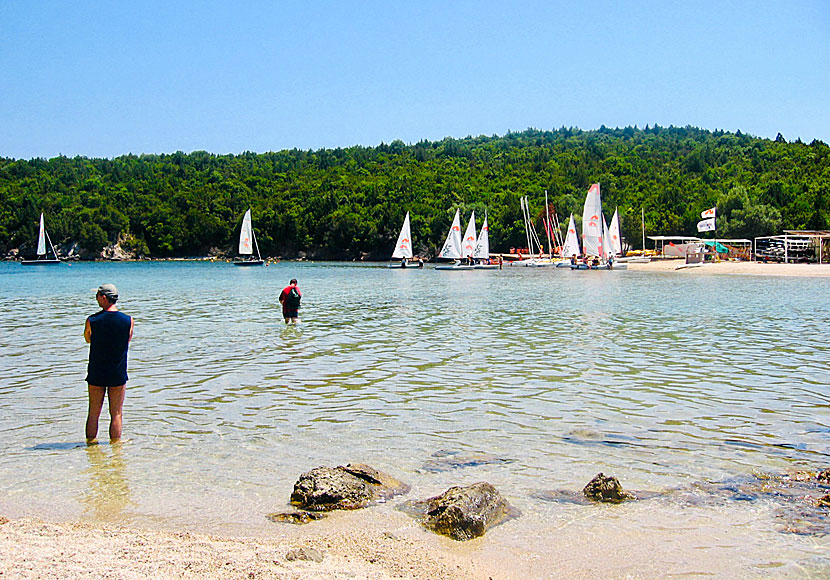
[439, 209, 463, 259]
[461, 211, 476, 258]
[581, 183, 604, 257]
[561, 213, 581, 258]
[391, 212, 413, 259]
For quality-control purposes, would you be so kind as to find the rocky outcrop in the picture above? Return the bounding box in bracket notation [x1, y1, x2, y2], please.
[583, 473, 635, 503]
[290, 464, 410, 511]
[405, 482, 517, 541]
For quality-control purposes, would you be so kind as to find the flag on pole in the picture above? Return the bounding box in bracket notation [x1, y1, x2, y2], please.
[701, 207, 716, 219]
[697, 217, 716, 232]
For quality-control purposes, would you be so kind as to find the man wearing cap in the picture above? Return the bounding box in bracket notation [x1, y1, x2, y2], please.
[84, 283, 134, 443]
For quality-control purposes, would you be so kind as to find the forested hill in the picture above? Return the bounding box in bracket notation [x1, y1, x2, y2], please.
[1, 126, 828, 260]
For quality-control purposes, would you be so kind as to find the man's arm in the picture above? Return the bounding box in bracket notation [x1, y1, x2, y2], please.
[128, 317, 134, 342]
[84, 318, 92, 343]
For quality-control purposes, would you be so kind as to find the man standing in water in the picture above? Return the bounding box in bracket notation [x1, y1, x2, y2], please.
[84, 283, 133, 443]
[278, 278, 301, 324]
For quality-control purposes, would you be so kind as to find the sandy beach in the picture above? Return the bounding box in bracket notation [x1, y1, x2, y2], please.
[625, 258, 830, 277]
[0, 513, 486, 580]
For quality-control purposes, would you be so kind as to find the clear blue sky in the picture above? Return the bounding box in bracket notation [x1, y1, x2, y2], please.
[1, 1, 827, 160]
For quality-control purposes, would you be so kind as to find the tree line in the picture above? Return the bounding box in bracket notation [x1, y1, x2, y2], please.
[1, 125, 828, 259]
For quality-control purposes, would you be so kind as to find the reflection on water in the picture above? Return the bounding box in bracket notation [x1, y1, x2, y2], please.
[0, 261, 829, 571]
[81, 443, 131, 520]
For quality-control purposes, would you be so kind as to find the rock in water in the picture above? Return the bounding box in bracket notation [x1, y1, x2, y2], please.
[411, 482, 516, 541]
[817, 468, 830, 483]
[290, 464, 410, 511]
[583, 473, 635, 503]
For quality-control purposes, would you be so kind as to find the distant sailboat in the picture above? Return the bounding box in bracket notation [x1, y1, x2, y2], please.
[556, 213, 581, 267]
[608, 208, 623, 256]
[389, 211, 416, 268]
[461, 211, 476, 260]
[573, 184, 626, 270]
[473, 213, 498, 269]
[436, 209, 473, 270]
[21, 213, 61, 265]
[233, 209, 264, 266]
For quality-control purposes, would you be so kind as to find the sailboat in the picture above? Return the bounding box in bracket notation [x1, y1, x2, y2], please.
[232, 208, 264, 266]
[572, 184, 625, 270]
[473, 213, 498, 269]
[608, 208, 623, 257]
[435, 209, 473, 270]
[388, 211, 417, 268]
[515, 196, 554, 266]
[21, 213, 61, 265]
[555, 213, 581, 267]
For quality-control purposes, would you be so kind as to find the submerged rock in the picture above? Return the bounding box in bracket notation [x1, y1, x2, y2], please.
[266, 511, 326, 525]
[583, 473, 635, 503]
[817, 468, 830, 483]
[290, 463, 410, 511]
[0, 516, 8, 525]
[404, 482, 518, 541]
[419, 450, 515, 473]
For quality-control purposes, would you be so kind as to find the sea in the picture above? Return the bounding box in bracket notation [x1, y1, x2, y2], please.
[1, 260, 828, 577]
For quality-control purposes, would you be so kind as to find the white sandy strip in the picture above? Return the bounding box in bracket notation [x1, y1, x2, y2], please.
[0, 515, 484, 580]
[626, 259, 830, 277]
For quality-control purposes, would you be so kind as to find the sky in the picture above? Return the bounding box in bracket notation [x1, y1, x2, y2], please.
[1, 1, 828, 160]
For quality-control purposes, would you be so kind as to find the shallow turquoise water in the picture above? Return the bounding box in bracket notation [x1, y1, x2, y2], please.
[1, 261, 828, 573]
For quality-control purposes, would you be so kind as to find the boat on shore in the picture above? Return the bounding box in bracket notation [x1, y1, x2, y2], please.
[232, 209, 264, 266]
[21, 213, 61, 265]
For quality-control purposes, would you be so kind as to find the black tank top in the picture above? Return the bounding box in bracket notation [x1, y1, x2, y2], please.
[86, 310, 132, 386]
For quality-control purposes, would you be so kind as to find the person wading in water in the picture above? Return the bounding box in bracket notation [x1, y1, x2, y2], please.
[84, 283, 134, 443]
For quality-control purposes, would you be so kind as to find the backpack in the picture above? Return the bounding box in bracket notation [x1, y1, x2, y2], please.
[285, 286, 301, 309]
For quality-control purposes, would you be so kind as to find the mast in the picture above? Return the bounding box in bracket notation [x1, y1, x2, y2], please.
[252, 224, 262, 260]
[544, 190, 553, 257]
[641, 207, 646, 253]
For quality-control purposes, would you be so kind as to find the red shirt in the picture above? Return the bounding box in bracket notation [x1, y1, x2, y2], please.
[279, 285, 301, 313]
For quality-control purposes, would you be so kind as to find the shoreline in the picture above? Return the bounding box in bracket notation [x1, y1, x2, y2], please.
[7, 255, 830, 277]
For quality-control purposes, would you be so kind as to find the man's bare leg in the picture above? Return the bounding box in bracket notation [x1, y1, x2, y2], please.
[107, 385, 125, 442]
[86, 385, 107, 443]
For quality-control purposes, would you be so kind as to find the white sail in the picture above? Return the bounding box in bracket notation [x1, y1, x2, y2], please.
[461, 211, 476, 258]
[439, 209, 463, 259]
[474, 214, 490, 259]
[238, 209, 254, 255]
[581, 183, 604, 257]
[391, 212, 413, 259]
[602, 214, 613, 260]
[608, 208, 622, 256]
[561, 213, 581, 257]
[36, 213, 47, 256]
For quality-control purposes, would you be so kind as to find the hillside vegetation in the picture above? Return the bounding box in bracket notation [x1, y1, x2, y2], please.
[1, 126, 828, 259]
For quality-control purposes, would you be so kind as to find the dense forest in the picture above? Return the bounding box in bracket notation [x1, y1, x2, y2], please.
[1, 125, 828, 260]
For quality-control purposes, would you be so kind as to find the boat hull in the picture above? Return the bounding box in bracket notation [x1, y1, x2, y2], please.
[232, 260, 264, 266]
[21, 259, 61, 266]
[435, 264, 474, 271]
